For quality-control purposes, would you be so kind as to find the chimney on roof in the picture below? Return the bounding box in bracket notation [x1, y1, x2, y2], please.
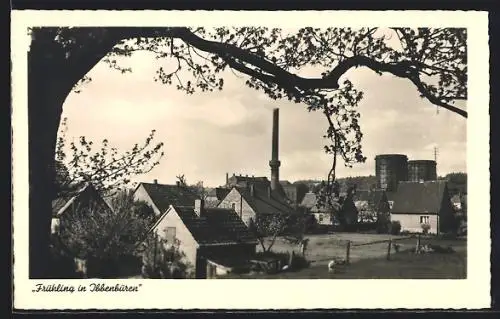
[194, 199, 205, 217]
[269, 108, 281, 191]
[250, 184, 255, 197]
[153, 179, 158, 184]
[226, 172, 229, 185]
[267, 185, 272, 198]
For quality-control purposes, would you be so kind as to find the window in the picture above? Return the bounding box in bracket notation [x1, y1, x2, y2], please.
[318, 215, 324, 223]
[231, 203, 236, 210]
[165, 227, 176, 244]
[420, 216, 430, 224]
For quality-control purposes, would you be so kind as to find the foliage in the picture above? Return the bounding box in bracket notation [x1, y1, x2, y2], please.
[390, 221, 402, 235]
[57, 190, 154, 263]
[28, 26, 468, 277]
[254, 250, 309, 273]
[248, 214, 291, 252]
[55, 117, 164, 197]
[33, 26, 466, 202]
[140, 233, 193, 279]
[421, 223, 431, 234]
[175, 174, 209, 200]
[444, 172, 467, 196]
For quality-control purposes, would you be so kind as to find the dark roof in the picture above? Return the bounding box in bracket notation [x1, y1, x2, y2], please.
[227, 175, 269, 187]
[391, 181, 449, 214]
[236, 185, 297, 216]
[51, 183, 111, 217]
[279, 180, 293, 186]
[299, 191, 344, 213]
[139, 182, 201, 213]
[215, 187, 231, 201]
[174, 206, 257, 245]
[353, 190, 386, 205]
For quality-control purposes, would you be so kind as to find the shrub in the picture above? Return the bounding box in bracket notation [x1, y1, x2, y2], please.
[390, 221, 402, 235]
[421, 223, 431, 234]
[140, 235, 193, 279]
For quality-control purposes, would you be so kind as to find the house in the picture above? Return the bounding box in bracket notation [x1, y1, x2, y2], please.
[133, 180, 201, 217]
[224, 174, 296, 206]
[217, 182, 298, 228]
[204, 187, 231, 208]
[299, 191, 358, 228]
[353, 189, 391, 223]
[279, 180, 309, 206]
[51, 182, 112, 234]
[149, 199, 258, 279]
[390, 181, 455, 234]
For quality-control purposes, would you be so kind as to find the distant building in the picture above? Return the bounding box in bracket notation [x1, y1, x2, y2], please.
[299, 190, 358, 227]
[51, 182, 112, 234]
[149, 199, 258, 279]
[353, 189, 391, 223]
[217, 183, 297, 227]
[390, 181, 455, 234]
[204, 187, 231, 208]
[132, 180, 201, 217]
[279, 180, 309, 206]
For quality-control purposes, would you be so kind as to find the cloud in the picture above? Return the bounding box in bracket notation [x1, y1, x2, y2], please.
[61, 53, 467, 187]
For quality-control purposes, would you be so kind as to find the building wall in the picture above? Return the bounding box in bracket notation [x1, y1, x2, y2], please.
[133, 184, 162, 216]
[282, 185, 298, 204]
[313, 212, 333, 225]
[390, 214, 439, 234]
[51, 218, 60, 234]
[153, 208, 198, 276]
[217, 188, 256, 226]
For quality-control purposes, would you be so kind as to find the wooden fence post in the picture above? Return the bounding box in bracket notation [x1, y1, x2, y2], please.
[346, 240, 351, 265]
[415, 234, 421, 254]
[386, 239, 392, 260]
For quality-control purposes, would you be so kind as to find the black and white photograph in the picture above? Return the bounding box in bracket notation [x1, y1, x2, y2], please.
[11, 10, 490, 310]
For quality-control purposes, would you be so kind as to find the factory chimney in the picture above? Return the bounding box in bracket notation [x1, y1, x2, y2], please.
[269, 108, 281, 191]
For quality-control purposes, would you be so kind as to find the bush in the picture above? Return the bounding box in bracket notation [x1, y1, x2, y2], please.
[357, 222, 378, 232]
[421, 223, 431, 234]
[390, 221, 402, 235]
[254, 250, 310, 273]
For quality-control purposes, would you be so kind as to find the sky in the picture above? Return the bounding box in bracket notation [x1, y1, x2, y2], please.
[61, 47, 467, 188]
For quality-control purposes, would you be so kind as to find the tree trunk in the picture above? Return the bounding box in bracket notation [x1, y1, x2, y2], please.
[28, 48, 67, 278]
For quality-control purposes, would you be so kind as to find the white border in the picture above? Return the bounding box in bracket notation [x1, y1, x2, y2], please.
[11, 10, 490, 310]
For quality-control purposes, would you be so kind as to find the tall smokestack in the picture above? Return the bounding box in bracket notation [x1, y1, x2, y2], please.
[269, 108, 281, 191]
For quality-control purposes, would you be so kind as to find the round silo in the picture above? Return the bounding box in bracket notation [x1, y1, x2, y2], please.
[375, 154, 409, 191]
[408, 160, 437, 182]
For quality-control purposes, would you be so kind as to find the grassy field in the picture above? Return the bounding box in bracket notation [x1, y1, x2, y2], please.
[260, 233, 466, 265]
[234, 233, 467, 279]
[222, 249, 467, 279]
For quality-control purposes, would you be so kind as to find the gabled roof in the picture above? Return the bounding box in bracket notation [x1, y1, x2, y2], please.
[161, 206, 257, 246]
[138, 182, 201, 213]
[353, 190, 387, 206]
[299, 191, 345, 213]
[300, 192, 318, 209]
[391, 181, 449, 214]
[215, 187, 231, 201]
[279, 180, 293, 186]
[235, 185, 297, 216]
[51, 182, 111, 217]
